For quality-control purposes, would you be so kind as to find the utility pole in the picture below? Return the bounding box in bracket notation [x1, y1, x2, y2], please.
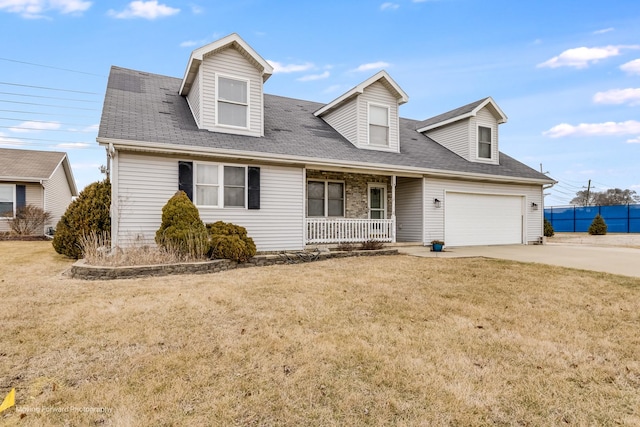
[585, 179, 591, 206]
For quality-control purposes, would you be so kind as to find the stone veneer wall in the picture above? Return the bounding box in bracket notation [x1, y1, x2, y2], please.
[306, 170, 392, 219]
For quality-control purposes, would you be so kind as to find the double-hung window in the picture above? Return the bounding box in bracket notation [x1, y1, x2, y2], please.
[478, 126, 492, 159]
[369, 104, 389, 147]
[195, 163, 246, 208]
[0, 184, 14, 218]
[307, 181, 344, 217]
[217, 76, 248, 128]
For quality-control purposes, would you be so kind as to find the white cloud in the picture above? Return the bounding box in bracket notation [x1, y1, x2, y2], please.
[297, 71, 330, 82]
[56, 142, 90, 149]
[180, 40, 199, 48]
[543, 120, 640, 138]
[380, 2, 399, 10]
[9, 121, 61, 133]
[0, 0, 91, 18]
[620, 59, 640, 75]
[108, 1, 179, 19]
[593, 88, 640, 106]
[593, 27, 614, 35]
[353, 61, 390, 72]
[627, 137, 640, 144]
[323, 84, 343, 94]
[266, 60, 314, 73]
[189, 3, 202, 14]
[537, 45, 640, 69]
[0, 131, 24, 146]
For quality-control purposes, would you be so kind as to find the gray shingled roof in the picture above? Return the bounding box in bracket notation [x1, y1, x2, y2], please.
[98, 66, 551, 182]
[0, 148, 66, 180]
[416, 97, 489, 130]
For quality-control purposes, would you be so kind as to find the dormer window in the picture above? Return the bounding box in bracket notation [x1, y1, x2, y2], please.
[369, 104, 389, 147]
[217, 75, 249, 128]
[478, 126, 492, 159]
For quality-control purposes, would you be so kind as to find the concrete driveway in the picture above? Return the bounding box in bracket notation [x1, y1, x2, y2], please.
[398, 243, 640, 278]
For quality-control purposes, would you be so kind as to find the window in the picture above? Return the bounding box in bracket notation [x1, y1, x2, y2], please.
[195, 163, 246, 208]
[217, 76, 248, 128]
[369, 104, 389, 146]
[478, 126, 492, 159]
[0, 184, 14, 218]
[307, 181, 344, 217]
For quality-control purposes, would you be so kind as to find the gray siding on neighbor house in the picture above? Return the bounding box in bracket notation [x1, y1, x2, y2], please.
[358, 82, 400, 152]
[0, 182, 43, 233]
[425, 119, 471, 160]
[43, 162, 73, 230]
[395, 177, 423, 242]
[200, 47, 263, 136]
[423, 177, 543, 244]
[186, 68, 201, 127]
[114, 152, 304, 251]
[322, 97, 358, 146]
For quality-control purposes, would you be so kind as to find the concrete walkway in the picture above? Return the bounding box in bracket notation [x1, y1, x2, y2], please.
[397, 244, 640, 278]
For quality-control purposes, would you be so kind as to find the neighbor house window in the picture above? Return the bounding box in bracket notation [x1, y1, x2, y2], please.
[307, 181, 344, 217]
[195, 163, 246, 208]
[0, 184, 14, 218]
[478, 126, 492, 159]
[217, 76, 248, 128]
[369, 104, 389, 146]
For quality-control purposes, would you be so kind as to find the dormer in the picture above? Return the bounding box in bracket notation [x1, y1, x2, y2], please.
[179, 33, 274, 137]
[416, 97, 507, 165]
[314, 71, 409, 153]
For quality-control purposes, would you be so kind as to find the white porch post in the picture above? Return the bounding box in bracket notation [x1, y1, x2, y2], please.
[391, 175, 396, 243]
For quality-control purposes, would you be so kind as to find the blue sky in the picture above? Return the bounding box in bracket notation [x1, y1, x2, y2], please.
[1, 0, 639, 205]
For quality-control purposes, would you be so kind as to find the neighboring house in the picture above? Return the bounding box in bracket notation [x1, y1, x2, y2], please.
[97, 33, 555, 251]
[0, 148, 78, 234]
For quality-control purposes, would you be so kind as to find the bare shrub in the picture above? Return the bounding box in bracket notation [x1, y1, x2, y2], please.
[5, 204, 52, 236]
[336, 242, 356, 251]
[359, 240, 384, 250]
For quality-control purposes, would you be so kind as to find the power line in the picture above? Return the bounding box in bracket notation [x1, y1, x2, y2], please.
[0, 57, 106, 78]
[0, 91, 98, 103]
[0, 125, 97, 133]
[0, 100, 99, 111]
[0, 117, 96, 127]
[1, 135, 92, 143]
[0, 109, 96, 118]
[0, 81, 100, 95]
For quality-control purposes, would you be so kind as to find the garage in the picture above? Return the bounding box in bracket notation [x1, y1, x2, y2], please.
[444, 192, 524, 246]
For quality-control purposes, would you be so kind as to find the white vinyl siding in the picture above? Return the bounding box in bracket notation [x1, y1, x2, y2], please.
[358, 82, 399, 152]
[322, 97, 358, 146]
[424, 119, 471, 160]
[200, 47, 263, 136]
[423, 177, 543, 245]
[395, 177, 423, 242]
[114, 152, 304, 251]
[43, 163, 73, 230]
[186, 68, 201, 127]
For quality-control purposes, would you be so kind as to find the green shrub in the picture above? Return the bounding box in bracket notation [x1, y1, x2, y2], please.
[155, 191, 208, 257]
[543, 218, 555, 237]
[52, 180, 111, 259]
[207, 221, 256, 262]
[588, 214, 607, 235]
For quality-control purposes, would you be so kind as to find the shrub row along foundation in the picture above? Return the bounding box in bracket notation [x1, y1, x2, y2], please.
[71, 248, 398, 280]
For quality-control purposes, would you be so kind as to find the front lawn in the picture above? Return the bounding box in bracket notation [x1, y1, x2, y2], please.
[1, 241, 639, 426]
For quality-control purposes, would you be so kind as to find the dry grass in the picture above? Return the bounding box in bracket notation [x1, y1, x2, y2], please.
[1, 241, 639, 426]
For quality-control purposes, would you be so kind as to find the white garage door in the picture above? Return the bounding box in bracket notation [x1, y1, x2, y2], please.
[445, 192, 523, 246]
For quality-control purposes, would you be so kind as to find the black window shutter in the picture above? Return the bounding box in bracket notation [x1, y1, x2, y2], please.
[247, 166, 260, 209]
[178, 161, 193, 201]
[16, 185, 26, 209]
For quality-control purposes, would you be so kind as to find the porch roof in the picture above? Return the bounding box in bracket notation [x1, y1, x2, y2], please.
[99, 66, 553, 184]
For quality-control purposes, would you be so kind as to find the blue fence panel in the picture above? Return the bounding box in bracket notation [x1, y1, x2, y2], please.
[544, 204, 640, 233]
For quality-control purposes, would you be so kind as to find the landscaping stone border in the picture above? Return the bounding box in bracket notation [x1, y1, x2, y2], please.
[70, 248, 398, 280]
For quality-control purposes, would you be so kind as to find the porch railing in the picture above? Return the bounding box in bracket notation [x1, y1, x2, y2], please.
[305, 218, 395, 244]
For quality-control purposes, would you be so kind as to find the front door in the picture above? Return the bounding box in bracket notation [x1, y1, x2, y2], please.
[369, 184, 386, 219]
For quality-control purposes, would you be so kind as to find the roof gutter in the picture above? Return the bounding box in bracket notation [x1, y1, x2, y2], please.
[97, 137, 556, 186]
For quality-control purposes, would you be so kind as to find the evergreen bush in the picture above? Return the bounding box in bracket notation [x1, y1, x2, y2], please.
[52, 180, 111, 259]
[155, 191, 208, 257]
[588, 214, 607, 235]
[207, 221, 256, 262]
[543, 218, 555, 237]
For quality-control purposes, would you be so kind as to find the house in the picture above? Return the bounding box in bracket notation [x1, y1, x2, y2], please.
[0, 148, 78, 234]
[97, 33, 555, 251]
